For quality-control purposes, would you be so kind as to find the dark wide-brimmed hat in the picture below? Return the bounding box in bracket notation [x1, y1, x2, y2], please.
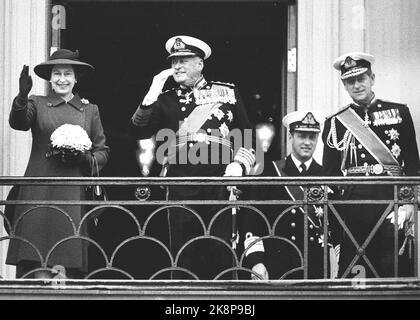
[34, 49, 94, 80]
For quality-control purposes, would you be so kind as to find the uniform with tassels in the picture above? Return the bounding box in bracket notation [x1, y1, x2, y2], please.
[322, 98, 420, 278]
[323, 98, 419, 178]
[129, 77, 256, 176]
[129, 77, 256, 279]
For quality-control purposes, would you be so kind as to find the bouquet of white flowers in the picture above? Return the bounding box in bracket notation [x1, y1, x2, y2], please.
[46, 124, 92, 165]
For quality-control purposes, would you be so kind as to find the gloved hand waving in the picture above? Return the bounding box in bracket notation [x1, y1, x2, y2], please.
[18, 65, 33, 99]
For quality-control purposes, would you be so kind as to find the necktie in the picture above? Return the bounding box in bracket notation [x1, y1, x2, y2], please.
[300, 162, 307, 175]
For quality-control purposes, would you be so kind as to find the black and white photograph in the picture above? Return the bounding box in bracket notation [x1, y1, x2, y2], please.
[0, 0, 419, 303]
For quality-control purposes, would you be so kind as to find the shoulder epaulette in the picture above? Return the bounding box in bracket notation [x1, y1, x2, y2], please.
[375, 99, 407, 108]
[160, 87, 176, 95]
[209, 80, 236, 88]
[325, 104, 352, 120]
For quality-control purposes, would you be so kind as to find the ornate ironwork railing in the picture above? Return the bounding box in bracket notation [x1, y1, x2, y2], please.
[0, 176, 418, 282]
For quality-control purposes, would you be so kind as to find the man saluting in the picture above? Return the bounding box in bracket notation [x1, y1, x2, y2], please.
[129, 35, 256, 279]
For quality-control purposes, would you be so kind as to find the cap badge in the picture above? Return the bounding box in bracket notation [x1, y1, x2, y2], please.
[344, 56, 357, 69]
[173, 38, 186, 52]
[302, 112, 317, 125]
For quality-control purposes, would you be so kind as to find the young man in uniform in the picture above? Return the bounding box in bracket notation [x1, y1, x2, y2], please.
[244, 111, 333, 280]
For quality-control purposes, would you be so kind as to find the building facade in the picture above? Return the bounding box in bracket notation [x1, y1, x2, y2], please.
[1, 0, 419, 279]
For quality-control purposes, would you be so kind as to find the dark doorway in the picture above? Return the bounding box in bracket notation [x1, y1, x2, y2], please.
[54, 0, 291, 167]
[52, 0, 293, 278]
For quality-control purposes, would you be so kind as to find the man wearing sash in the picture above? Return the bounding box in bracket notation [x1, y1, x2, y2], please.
[322, 52, 420, 278]
[129, 36, 256, 279]
[243, 111, 329, 280]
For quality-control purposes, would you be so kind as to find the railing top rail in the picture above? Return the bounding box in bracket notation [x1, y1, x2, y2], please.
[0, 176, 419, 186]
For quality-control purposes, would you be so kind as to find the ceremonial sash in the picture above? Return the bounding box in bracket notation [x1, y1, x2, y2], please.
[336, 108, 399, 166]
[273, 160, 305, 203]
[272, 160, 321, 228]
[166, 102, 223, 165]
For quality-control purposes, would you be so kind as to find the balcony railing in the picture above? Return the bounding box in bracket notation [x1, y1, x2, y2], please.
[0, 176, 419, 298]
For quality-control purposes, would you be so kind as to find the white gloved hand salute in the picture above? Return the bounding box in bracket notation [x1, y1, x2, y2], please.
[142, 68, 174, 106]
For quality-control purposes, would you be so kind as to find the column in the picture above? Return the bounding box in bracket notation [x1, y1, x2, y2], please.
[297, 0, 366, 162]
[0, 0, 48, 279]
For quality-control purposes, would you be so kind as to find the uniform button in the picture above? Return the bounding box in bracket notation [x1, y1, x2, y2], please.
[80, 108, 84, 112]
[358, 144, 363, 149]
[385, 130, 389, 134]
[309, 225, 313, 229]
[189, 143, 194, 148]
[378, 104, 382, 108]
[207, 128, 212, 133]
[47, 103, 52, 107]
[310, 237, 314, 242]
[291, 236, 296, 241]
[184, 118, 188, 122]
[386, 140, 390, 145]
[361, 153, 366, 158]
[291, 209, 296, 214]
[181, 107, 186, 112]
[291, 223, 296, 228]
[363, 162, 369, 166]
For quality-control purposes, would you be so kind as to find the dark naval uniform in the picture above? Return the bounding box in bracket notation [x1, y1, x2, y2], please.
[243, 155, 329, 279]
[322, 98, 420, 278]
[129, 77, 256, 279]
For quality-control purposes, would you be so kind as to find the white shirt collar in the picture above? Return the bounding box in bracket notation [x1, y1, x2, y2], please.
[352, 93, 376, 108]
[291, 153, 313, 173]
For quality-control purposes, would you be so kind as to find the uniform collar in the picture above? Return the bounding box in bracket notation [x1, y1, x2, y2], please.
[179, 75, 207, 91]
[290, 153, 313, 172]
[352, 93, 376, 108]
[47, 91, 84, 110]
[194, 76, 207, 90]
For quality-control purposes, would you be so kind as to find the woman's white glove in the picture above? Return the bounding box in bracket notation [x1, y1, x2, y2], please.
[142, 68, 174, 106]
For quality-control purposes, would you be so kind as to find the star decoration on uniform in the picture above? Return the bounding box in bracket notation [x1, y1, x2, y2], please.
[363, 112, 371, 127]
[219, 122, 230, 138]
[179, 96, 192, 104]
[227, 110, 233, 122]
[212, 109, 225, 121]
[80, 98, 89, 105]
[391, 143, 401, 158]
[314, 206, 324, 218]
[318, 234, 326, 247]
[387, 128, 400, 141]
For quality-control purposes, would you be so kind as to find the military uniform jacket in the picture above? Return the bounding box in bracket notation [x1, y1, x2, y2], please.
[129, 77, 255, 181]
[243, 155, 327, 279]
[322, 99, 420, 178]
[321, 99, 419, 278]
